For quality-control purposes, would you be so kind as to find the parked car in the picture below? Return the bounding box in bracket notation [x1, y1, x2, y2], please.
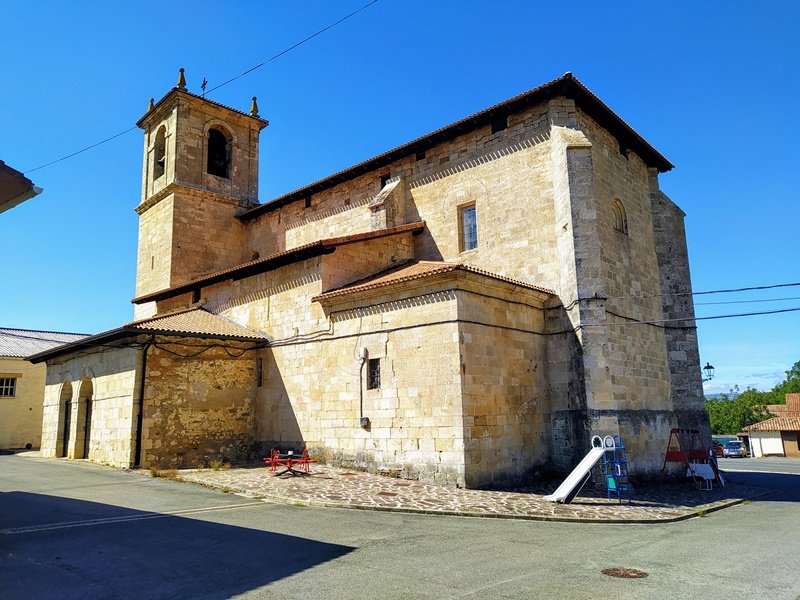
[711, 440, 724, 457]
[723, 440, 747, 458]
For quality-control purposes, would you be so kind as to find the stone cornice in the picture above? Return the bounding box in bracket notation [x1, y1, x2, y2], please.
[135, 181, 259, 215]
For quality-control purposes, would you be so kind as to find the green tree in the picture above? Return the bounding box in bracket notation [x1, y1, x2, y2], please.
[704, 360, 799, 434]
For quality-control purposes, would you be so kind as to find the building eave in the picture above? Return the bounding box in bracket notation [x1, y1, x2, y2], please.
[131, 221, 425, 305]
[28, 307, 269, 363]
[239, 72, 673, 221]
[0, 160, 42, 214]
[313, 259, 554, 303]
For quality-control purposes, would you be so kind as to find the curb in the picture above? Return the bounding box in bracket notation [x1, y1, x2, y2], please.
[173, 475, 773, 525]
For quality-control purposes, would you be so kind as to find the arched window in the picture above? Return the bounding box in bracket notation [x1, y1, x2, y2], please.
[153, 126, 166, 180]
[612, 198, 628, 235]
[207, 127, 231, 178]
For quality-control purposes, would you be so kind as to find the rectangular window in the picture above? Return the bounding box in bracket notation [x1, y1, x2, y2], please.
[367, 358, 381, 390]
[460, 203, 478, 251]
[380, 174, 391, 188]
[0, 377, 17, 397]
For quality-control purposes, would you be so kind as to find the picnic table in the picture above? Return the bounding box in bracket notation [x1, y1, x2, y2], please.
[263, 448, 315, 476]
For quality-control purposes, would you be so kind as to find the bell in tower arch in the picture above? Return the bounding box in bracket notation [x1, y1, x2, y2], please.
[207, 127, 231, 179]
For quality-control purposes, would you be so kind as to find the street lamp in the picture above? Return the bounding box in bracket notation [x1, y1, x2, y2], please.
[702, 362, 715, 382]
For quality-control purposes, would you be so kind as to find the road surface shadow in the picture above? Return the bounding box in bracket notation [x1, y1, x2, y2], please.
[720, 470, 800, 502]
[0, 491, 354, 599]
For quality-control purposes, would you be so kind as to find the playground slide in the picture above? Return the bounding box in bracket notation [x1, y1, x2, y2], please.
[544, 441, 606, 504]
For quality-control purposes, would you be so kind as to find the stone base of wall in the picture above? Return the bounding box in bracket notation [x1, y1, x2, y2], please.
[258, 440, 467, 487]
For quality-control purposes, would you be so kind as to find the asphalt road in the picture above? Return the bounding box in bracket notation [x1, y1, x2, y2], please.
[2, 454, 799, 600]
[718, 456, 800, 474]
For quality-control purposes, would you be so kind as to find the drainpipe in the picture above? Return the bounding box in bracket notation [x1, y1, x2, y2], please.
[133, 336, 154, 468]
[359, 347, 369, 429]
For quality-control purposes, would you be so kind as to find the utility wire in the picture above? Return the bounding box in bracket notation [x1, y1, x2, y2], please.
[205, 0, 379, 95]
[602, 281, 800, 300]
[20, 1, 379, 175]
[601, 306, 800, 327]
[695, 296, 800, 306]
[25, 127, 138, 174]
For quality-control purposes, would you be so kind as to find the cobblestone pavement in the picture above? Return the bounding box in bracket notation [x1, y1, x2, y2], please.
[175, 463, 769, 523]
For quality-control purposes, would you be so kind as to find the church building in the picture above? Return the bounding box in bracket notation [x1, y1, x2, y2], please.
[31, 71, 709, 487]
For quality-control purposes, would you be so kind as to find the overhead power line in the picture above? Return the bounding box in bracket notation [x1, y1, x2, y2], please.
[21, 0, 380, 175]
[26, 127, 138, 174]
[694, 296, 800, 306]
[205, 0, 379, 95]
[603, 281, 800, 301]
[604, 306, 800, 327]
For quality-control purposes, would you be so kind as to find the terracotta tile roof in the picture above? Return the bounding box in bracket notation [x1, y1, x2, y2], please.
[132, 221, 425, 305]
[27, 308, 266, 363]
[743, 417, 800, 432]
[240, 72, 673, 220]
[125, 307, 267, 340]
[313, 260, 554, 302]
[0, 328, 87, 358]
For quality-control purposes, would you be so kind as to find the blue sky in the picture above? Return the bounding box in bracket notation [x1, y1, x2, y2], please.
[1, 1, 797, 394]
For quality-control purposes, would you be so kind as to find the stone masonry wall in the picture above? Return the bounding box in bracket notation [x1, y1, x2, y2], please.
[169, 189, 251, 282]
[140, 339, 257, 468]
[261, 280, 467, 486]
[245, 103, 559, 291]
[320, 234, 415, 292]
[651, 183, 710, 440]
[456, 280, 551, 487]
[577, 108, 675, 473]
[201, 250, 468, 484]
[41, 346, 139, 467]
[135, 194, 174, 301]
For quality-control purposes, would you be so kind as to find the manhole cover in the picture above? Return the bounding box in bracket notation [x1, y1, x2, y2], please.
[601, 567, 648, 579]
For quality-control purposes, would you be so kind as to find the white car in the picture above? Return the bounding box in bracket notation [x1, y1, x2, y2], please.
[723, 441, 747, 458]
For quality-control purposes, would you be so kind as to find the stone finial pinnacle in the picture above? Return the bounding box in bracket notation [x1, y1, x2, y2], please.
[177, 67, 187, 90]
[250, 96, 260, 117]
[148, 97, 155, 111]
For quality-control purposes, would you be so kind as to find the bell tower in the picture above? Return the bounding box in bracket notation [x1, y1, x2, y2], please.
[133, 68, 268, 318]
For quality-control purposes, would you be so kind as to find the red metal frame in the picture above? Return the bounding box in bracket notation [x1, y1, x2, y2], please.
[263, 448, 315, 475]
[661, 428, 720, 490]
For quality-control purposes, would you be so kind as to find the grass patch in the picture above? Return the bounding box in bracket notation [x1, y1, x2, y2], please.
[150, 468, 179, 480]
[209, 459, 232, 471]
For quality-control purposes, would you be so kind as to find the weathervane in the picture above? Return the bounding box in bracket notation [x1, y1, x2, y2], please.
[201, 77, 208, 97]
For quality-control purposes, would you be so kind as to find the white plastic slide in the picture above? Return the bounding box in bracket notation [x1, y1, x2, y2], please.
[544, 436, 607, 503]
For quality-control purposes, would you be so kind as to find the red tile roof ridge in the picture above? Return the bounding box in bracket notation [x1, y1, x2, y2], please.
[743, 416, 800, 431]
[314, 259, 554, 301]
[123, 305, 203, 328]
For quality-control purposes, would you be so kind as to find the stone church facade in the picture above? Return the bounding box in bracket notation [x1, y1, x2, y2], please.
[32, 72, 709, 487]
